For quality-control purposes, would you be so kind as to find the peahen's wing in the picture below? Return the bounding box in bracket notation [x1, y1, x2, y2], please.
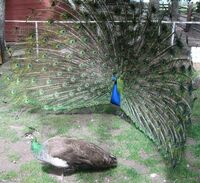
[1, 0, 194, 165]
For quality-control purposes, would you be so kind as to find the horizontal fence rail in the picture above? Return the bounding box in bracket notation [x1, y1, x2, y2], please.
[5, 20, 200, 58]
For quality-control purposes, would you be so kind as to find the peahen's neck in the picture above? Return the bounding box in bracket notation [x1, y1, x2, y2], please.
[31, 139, 43, 156]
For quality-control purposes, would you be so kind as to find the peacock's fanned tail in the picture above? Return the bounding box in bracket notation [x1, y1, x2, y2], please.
[2, 0, 194, 166]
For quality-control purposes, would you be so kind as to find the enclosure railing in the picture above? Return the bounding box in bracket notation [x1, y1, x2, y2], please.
[5, 20, 200, 59]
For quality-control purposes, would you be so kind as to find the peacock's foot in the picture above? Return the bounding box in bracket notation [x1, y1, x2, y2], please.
[63, 166, 76, 176]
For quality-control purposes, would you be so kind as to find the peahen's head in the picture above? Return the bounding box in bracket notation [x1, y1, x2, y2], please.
[24, 127, 42, 156]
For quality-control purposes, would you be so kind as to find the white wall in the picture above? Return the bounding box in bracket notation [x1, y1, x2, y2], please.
[191, 47, 200, 63]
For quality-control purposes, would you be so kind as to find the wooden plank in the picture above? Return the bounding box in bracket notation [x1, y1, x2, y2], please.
[0, 48, 2, 65]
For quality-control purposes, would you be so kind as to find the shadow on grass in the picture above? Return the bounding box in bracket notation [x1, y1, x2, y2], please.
[41, 164, 117, 176]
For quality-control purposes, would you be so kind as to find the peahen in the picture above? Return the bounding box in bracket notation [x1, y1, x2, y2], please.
[30, 135, 117, 179]
[1, 0, 194, 166]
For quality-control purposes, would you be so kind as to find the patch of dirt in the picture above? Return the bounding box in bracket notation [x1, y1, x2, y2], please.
[0, 138, 34, 172]
[73, 114, 94, 126]
[139, 149, 150, 160]
[67, 126, 94, 139]
[118, 158, 149, 174]
[9, 125, 24, 137]
[111, 128, 124, 137]
[186, 138, 198, 145]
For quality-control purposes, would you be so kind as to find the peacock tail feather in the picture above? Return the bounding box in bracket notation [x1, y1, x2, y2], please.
[1, 0, 194, 166]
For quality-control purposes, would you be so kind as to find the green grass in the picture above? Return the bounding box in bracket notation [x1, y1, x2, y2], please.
[192, 143, 200, 158]
[19, 161, 58, 183]
[0, 84, 200, 182]
[0, 171, 18, 181]
[166, 160, 200, 183]
[77, 165, 151, 183]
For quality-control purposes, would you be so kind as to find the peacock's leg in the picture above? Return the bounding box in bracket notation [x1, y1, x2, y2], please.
[61, 168, 64, 183]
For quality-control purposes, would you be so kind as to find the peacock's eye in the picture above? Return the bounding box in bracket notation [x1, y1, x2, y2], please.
[67, 66, 72, 72]
[7, 76, 11, 80]
[66, 54, 72, 59]
[31, 78, 36, 83]
[11, 90, 16, 95]
[42, 53, 47, 58]
[39, 89, 44, 95]
[84, 96, 88, 100]
[54, 92, 59, 98]
[59, 29, 66, 35]
[55, 44, 61, 49]
[24, 99, 29, 104]
[42, 67, 48, 72]
[28, 63, 33, 69]
[15, 63, 21, 68]
[70, 76, 76, 82]
[69, 91, 74, 97]
[16, 78, 20, 84]
[62, 82, 67, 87]
[44, 105, 50, 110]
[79, 50, 85, 55]
[81, 36, 88, 43]
[57, 72, 63, 76]
[92, 50, 97, 55]
[85, 83, 89, 88]
[81, 73, 86, 78]
[46, 79, 52, 84]
[77, 87, 82, 92]
[69, 39, 76, 44]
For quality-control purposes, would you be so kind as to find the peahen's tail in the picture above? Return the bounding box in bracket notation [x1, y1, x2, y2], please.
[1, 0, 194, 166]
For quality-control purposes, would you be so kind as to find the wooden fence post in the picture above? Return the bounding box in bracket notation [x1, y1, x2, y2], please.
[0, 41, 3, 65]
[185, 2, 193, 32]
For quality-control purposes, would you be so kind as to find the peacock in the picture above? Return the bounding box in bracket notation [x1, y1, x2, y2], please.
[0, 0, 194, 167]
[29, 135, 117, 180]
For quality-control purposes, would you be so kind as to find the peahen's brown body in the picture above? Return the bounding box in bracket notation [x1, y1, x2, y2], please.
[32, 136, 117, 172]
[1, 0, 195, 166]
